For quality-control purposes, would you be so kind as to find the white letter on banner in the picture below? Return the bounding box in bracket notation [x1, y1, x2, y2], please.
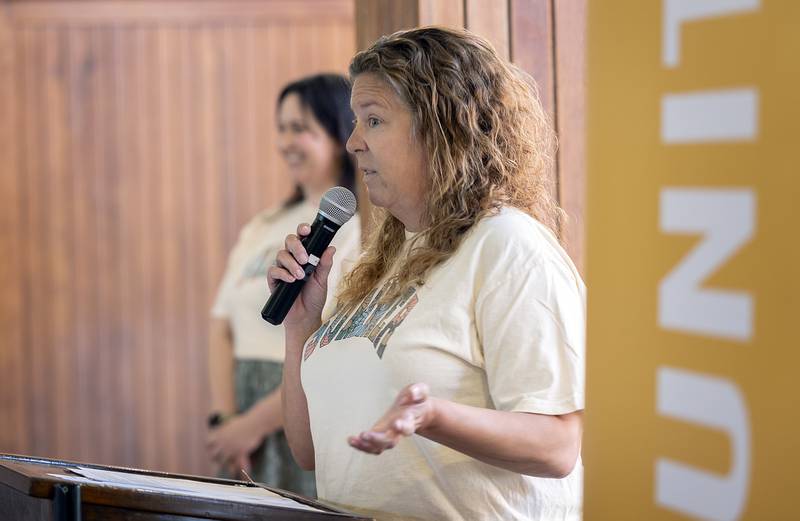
[661, 89, 758, 144]
[656, 367, 750, 520]
[663, 0, 760, 68]
[659, 189, 755, 341]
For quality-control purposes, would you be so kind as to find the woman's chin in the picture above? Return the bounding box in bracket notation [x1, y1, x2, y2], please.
[364, 186, 385, 209]
[286, 165, 313, 182]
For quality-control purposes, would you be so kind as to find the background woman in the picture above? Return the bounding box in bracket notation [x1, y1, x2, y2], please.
[207, 73, 361, 497]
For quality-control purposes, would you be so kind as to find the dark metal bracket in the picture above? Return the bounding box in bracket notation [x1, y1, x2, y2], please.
[53, 483, 81, 521]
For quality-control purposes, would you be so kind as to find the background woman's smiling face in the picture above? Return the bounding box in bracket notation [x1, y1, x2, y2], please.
[347, 73, 428, 232]
[276, 92, 340, 196]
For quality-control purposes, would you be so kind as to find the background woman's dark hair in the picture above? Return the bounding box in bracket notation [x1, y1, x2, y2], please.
[277, 73, 356, 207]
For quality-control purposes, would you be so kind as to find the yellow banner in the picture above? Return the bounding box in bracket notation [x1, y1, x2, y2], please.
[585, 1, 799, 519]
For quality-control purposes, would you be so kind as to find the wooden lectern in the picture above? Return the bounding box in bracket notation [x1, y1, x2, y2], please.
[0, 453, 372, 520]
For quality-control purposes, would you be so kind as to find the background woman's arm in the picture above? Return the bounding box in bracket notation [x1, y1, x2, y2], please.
[208, 318, 236, 416]
[207, 318, 285, 474]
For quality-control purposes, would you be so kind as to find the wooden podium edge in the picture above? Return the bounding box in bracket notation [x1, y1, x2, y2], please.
[0, 453, 370, 520]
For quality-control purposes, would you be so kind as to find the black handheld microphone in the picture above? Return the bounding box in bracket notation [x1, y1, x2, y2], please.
[261, 186, 357, 325]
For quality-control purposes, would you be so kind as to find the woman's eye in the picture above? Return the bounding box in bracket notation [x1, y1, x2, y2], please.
[367, 117, 380, 128]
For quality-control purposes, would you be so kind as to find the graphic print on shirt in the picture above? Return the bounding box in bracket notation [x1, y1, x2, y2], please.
[237, 245, 278, 286]
[303, 285, 418, 361]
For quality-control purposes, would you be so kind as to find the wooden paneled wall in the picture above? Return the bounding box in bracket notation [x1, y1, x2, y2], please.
[354, 0, 587, 273]
[0, 0, 354, 475]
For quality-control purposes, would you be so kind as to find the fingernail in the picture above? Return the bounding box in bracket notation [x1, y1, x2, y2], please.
[295, 268, 305, 278]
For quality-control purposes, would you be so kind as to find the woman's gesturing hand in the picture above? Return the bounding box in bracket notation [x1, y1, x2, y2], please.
[267, 223, 335, 330]
[348, 383, 436, 455]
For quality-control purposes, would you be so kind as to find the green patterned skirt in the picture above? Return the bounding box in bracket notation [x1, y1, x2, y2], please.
[234, 359, 317, 498]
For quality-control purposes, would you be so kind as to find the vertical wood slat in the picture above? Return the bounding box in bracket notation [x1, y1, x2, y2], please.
[104, 26, 128, 466]
[510, 0, 554, 118]
[22, 26, 54, 457]
[155, 25, 182, 471]
[356, 0, 419, 51]
[554, 0, 587, 275]
[0, 5, 28, 455]
[73, 25, 96, 460]
[133, 26, 159, 469]
[465, 0, 510, 60]
[241, 26, 260, 227]
[253, 25, 271, 233]
[69, 25, 96, 461]
[198, 25, 227, 327]
[179, 26, 204, 476]
[179, 26, 198, 472]
[113, 25, 139, 466]
[66, 26, 94, 462]
[94, 26, 117, 466]
[221, 27, 241, 230]
[43, 26, 72, 458]
[418, 0, 464, 27]
[196, 25, 224, 472]
[509, 0, 557, 202]
[260, 24, 288, 234]
[228, 25, 263, 233]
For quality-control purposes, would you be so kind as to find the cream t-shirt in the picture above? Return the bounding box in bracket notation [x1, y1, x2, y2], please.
[301, 207, 586, 521]
[212, 200, 361, 361]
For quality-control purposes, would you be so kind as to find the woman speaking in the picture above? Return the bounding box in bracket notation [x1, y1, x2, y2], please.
[269, 28, 586, 520]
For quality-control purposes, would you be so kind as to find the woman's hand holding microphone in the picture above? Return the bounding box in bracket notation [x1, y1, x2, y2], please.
[267, 223, 336, 337]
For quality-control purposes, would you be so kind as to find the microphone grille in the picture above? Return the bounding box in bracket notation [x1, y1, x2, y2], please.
[319, 187, 358, 226]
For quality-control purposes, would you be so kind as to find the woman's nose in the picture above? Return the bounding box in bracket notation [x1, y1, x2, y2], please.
[346, 126, 365, 154]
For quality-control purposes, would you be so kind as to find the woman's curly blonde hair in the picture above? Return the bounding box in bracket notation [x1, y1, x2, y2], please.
[337, 26, 564, 308]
